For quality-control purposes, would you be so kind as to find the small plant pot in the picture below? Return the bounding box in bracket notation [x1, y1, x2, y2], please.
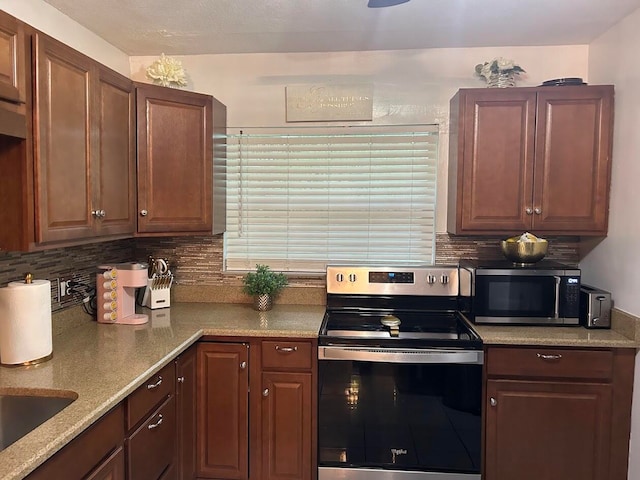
[254, 294, 273, 311]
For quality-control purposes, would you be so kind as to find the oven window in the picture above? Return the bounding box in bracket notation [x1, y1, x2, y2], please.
[475, 275, 557, 317]
[318, 360, 482, 473]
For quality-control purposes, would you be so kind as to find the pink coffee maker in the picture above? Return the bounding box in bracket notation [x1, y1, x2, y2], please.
[97, 263, 149, 325]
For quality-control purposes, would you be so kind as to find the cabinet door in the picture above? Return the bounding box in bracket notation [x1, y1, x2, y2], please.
[86, 446, 125, 480]
[485, 379, 612, 480]
[0, 11, 26, 104]
[261, 371, 312, 480]
[452, 88, 536, 233]
[34, 33, 94, 243]
[197, 343, 249, 479]
[136, 84, 213, 234]
[94, 66, 136, 237]
[533, 86, 614, 234]
[176, 345, 197, 480]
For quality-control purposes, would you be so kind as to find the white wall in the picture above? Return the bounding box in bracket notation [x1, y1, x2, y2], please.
[585, 7, 640, 478]
[0, 0, 129, 76]
[131, 45, 588, 232]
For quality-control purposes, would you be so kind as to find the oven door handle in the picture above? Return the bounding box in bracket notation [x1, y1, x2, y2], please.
[318, 346, 484, 365]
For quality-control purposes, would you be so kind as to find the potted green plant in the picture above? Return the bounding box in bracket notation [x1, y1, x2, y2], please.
[242, 264, 288, 311]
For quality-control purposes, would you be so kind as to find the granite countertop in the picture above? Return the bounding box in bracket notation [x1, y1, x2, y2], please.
[0, 303, 325, 480]
[0, 301, 637, 480]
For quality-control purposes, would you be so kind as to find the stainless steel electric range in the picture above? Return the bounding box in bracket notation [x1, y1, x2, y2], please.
[318, 265, 483, 480]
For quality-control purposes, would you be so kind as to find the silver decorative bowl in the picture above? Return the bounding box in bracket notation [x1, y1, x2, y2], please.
[501, 239, 548, 264]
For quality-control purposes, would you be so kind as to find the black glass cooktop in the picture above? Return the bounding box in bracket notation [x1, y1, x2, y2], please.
[319, 310, 482, 350]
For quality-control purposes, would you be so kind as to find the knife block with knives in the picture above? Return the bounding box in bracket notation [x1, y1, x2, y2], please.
[141, 257, 173, 309]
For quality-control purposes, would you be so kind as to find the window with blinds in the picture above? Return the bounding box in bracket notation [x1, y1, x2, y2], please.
[225, 125, 438, 272]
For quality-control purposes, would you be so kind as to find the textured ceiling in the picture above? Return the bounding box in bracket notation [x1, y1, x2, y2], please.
[43, 0, 640, 55]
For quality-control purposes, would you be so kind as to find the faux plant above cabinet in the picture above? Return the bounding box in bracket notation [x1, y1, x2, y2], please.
[135, 83, 226, 236]
[447, 85, 614, 236]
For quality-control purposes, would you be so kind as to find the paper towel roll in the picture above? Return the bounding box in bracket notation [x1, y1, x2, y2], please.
[0, 279, 53, 365]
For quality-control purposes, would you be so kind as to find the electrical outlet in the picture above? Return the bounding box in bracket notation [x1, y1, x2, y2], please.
[59, 276, 73, 299]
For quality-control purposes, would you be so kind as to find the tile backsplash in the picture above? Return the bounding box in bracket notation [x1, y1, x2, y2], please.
[0, 233, 581, 313]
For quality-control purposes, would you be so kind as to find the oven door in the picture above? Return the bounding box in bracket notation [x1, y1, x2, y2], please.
[318, 347, 483, 480]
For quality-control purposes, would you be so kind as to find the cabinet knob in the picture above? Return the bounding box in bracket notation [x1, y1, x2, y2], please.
[534, 207, 542, 215]
[240, 361, 247, 369]
[99, 209, 106, 218]
[91, 210, 99, 218]
[263, 388, 269, 397]
[525, 207, 533, 215]
[177, 376, 185, 383]
[140, 209, 148, 217]
[490, 397, 497, 407]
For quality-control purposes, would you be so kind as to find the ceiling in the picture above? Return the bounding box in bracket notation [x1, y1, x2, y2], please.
[43, 0, 640, 56]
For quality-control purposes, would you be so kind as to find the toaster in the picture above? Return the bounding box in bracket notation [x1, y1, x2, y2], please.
[580, 285, 612, 329]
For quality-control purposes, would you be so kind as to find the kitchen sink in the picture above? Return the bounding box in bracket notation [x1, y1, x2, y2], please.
[0, 392, 77, 452]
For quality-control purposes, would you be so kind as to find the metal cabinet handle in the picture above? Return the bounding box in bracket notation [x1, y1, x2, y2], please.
[490, 397, 497, 407]
[537, 353, 562, 360]
[147, 413, 164, 430]
[91, 210, 99, 218]
[99, 209, 106, 218]
[177, 376, 185, 384]
[534, 207, 542, 215]
[240, 361, 247, 369]
[275, 345, 298, 353]
[146, 375, 163, 389]
[525, 207, 533, 215]
[140, 209, 148, 217]
[263, 388, 269, 397]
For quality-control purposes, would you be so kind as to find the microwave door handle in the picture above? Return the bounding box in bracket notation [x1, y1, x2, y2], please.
[553, 276, 561, 319]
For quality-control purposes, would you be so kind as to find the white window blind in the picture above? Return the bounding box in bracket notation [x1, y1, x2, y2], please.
[225, 125, 438, 272]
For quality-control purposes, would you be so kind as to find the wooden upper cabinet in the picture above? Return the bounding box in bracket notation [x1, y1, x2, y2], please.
[95, 66, 136, 237]
[0, 11, 26, 105]
[448, 85, 614, 236]
[33, 33, 135, 245]
[34, 33, 94, 243]
[136, 83, 215, 235]
[533, 87, 613, 233]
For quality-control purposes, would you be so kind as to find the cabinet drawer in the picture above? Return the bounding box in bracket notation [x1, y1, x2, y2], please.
[127, 396, 176, 480]
[26, 404, 124, 480]
[127, 362, 175, 429]
[262, 340, 313, 370]
[487, 347, 614, 381]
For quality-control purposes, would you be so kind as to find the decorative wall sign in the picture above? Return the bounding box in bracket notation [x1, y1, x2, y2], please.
[286, 84, 373, 122]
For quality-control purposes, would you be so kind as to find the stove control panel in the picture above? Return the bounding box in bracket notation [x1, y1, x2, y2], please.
[327, 266, 459, 296]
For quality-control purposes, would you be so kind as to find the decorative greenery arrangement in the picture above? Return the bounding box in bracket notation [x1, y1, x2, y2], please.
[242, 264, 288, 297]
[475, 57, 525, 80]
[146, 53, 188, 88]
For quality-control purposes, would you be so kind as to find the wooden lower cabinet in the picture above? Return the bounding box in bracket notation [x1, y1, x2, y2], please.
[26, 404, 125, 480]
[86, 446, 126, 480]
[177, 344, 198, 480]
[261, 372, 312, 480]
[197, 342, 250, 479]
[196, 338, 317, 480]
[484, 346, 635, 480]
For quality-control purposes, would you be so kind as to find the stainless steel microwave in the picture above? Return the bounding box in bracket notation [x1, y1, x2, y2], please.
[460, 260, 581, 326]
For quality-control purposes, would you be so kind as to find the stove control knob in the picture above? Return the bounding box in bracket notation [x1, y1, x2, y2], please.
[427, 274, 436, 285]
[348, 273, 357, 283]
[441, 275, 449, 285]
[336, 273, 344, 282]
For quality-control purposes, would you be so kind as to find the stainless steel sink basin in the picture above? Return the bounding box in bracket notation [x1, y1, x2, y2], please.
[0, 392, 77, 451]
